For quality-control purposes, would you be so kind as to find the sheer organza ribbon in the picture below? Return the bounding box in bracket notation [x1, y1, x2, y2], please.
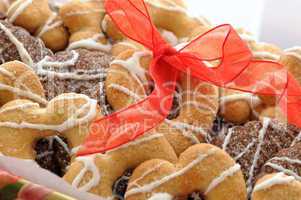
[77, 0, 301, 156]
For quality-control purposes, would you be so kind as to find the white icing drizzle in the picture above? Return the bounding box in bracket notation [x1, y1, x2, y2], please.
[253, 51, 280, 60]
[222, 128, 233, 151]
[37, 50, 79, 68]
[67, 34, 112, 53]
[145, 0, 187, 13]
[161, 29, 178, 46]
[0, 102, 39, 113]
[148, 193, 173, 200]
[126, 148, 218, 197]
[0, 22, 34, 66]
[291, 131, 301, 147]
[246, 118, 271, 193]
[37, 13, 63, 37]
[0, 67, 14, 78]
[195, 16, 211, 27]
[165, 119, 207, 138]
[111, 51, 150, 85]
[72, 154, 101, 191]
[0, 83, 47, 105]
[285, 46, 301, 52]
[253, 172, 295, 192]
[175, 42, 189, 51]
[101, 17, 108, 32]
[264, 162, 301, 181]
[52, 136, 70, 154]
[64, 8, 105, 17]
[204, 164, 241, 195]
[116, 41, 139, 50]
[269, 156, 301, 165]
[0, 94, 97, 132]
[234, 139, 256, 161]
[35, 150, 53, 159]
[220, 93, 262, 107]
[107, 133, 163, 153]
[129, 162, 165, 188]
[35, 50, 106, 80]
[70, 145, 83, 156]
[98, 81, 111, 116]
[108, 83, 141, 100]
[7, 0, 32, 23]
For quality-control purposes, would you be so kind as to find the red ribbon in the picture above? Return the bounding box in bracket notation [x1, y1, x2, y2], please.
[77, 0, 301, 156]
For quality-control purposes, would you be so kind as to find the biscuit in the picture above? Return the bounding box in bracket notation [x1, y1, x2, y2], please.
[126, 144, 247, 200]
[60, 0, 111, 53]
[64, 132, 177, 198]
[0, 93, 100, 160]
[7, 0, 68, 51]
[0, 61, 46, 106]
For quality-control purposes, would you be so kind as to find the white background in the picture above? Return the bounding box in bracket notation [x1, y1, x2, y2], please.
[186, 0, 301, 48]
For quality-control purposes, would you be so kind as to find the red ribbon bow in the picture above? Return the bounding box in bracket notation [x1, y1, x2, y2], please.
[78, 0, 301, 156]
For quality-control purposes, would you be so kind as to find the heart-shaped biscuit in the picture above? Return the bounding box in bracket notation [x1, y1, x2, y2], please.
[126, 144, 247, 200]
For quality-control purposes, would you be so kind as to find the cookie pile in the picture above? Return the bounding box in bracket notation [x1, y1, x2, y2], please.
[0, 0, 300, 200]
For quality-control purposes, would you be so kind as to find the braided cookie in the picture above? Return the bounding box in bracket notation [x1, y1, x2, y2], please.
[145, 0, 209, 38]
[210, 118, 301, 194]
[102, 0, 211, 42]
[60, 0, 111, 52]
[0, 61, 46, 106]
[0, 93, 100, 170]
[238, 29, 283, 61]
[0, 20, 52, 67]
[7, 0, 69, 51]
[63, 132, 177, 198]
[104, 49, 219, 155]
[35, 48, 112, 102]
[252, 142, 301, 200]
[125, 144, 246, 200]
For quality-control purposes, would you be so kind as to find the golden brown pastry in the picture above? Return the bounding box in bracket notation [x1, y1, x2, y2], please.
[7, 0, 68, 51]
[60, 0, 111, 52]
[64, 131, 177, 197]
[0, 61, 46, 106]
[126, 144, 247, 200]
[0, 93, 100, 159]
